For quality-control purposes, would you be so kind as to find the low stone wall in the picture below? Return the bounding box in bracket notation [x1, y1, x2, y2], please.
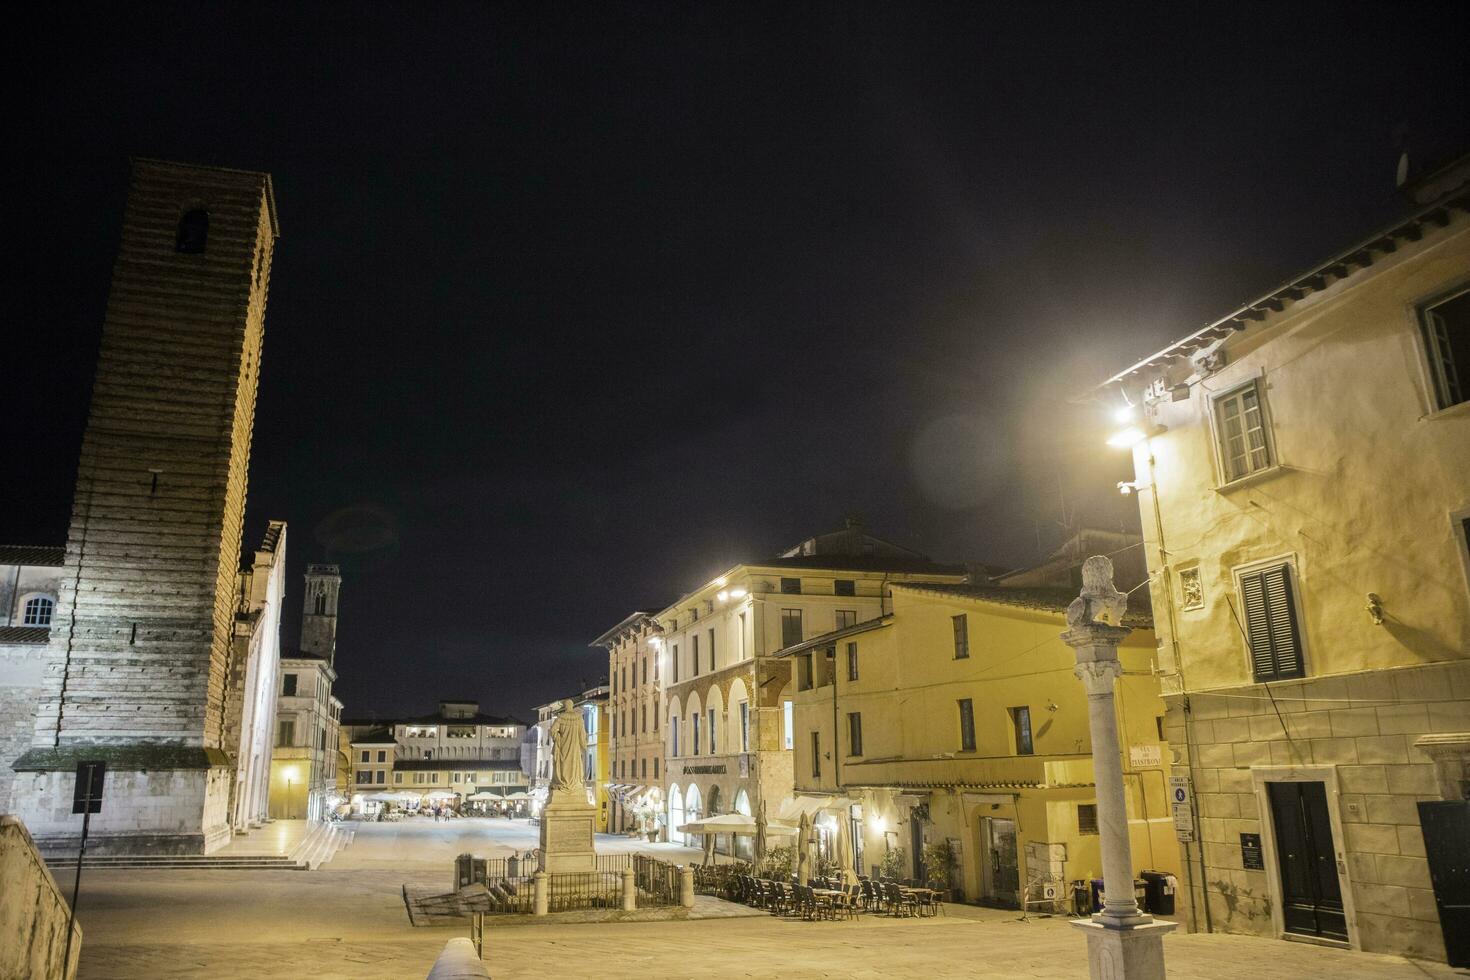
[1, 814, 81, 980]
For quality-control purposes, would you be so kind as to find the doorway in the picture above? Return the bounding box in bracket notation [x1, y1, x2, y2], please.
[1418, 800, 1470, 968]
[980, 817, 1019, 907]
[1267, 781, 1347, 941]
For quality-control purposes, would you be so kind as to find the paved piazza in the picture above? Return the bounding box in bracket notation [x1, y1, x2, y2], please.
[71, 818, 1465, 980]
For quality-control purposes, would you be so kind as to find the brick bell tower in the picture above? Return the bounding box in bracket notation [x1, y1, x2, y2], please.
[12, 159, 279, 855]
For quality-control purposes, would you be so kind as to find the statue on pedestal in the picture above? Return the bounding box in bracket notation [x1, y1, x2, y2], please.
[549, 699, 586, 797]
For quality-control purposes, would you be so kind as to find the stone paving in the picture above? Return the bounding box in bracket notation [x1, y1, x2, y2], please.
[70, 819, 1465, 979]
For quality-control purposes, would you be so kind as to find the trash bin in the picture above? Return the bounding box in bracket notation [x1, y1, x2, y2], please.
[1140, 870, 1176, 916]
[1071, 880, 1091, 917]
[1090, 878, 1104, 913]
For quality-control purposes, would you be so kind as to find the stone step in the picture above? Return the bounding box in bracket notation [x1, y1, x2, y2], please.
[45, 855, 305, 870]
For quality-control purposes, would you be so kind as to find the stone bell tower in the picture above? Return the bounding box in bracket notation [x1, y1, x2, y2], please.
[300, 564, 341, 665]
[12, 158, 279, 855]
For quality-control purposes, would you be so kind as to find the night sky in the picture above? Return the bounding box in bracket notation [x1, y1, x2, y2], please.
[6, 3, 1466, 721]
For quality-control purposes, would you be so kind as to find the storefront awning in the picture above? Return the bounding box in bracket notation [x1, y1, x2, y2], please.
[776, 794, 857, 822]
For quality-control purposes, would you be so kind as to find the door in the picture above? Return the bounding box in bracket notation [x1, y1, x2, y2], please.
[1268, 781, 1347, 941]
[980, 817, 1019, 908]
[1418, 800, 1470, 968]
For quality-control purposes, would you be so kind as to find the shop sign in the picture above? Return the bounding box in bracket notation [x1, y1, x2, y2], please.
[1169, 775, 1194, 842]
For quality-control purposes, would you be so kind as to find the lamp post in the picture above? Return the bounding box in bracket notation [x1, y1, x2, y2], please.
[1062, 555, 1174, 980]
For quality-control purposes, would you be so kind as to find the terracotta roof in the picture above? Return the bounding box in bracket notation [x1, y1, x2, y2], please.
[0, 626, 50, 644]
[750, 555, 967, 575]
[891, 581, 1153, 629]
[0, 545, 65, 567]
[392, 759, 523, 772]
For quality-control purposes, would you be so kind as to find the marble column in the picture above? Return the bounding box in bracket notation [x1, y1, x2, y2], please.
[1061, 556, 1175, 980]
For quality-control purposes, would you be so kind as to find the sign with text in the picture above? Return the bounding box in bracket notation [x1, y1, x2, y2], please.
[1129, 745, 1162, 769]
[73, 761, 106, 814]
[1240, 833, 1264, 871]
[1168, 775, 1194, 842]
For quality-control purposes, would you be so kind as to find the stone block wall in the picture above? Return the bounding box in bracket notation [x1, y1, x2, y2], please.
[0, 643, 46, 809]
[1166, 660, 1468, 961]
[1, 815, 81, 980]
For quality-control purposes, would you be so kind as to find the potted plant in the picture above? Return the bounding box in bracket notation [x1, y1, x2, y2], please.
[761, 845, 794, 880]
[923, 839, 958, 900]
[879, 846, 906, 881]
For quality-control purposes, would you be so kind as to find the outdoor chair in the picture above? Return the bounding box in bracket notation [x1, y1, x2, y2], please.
[886, 883, 917, 918]
[846, 883, 864, 917]
[860, 878, 878, 911]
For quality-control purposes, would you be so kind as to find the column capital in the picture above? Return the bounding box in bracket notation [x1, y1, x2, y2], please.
[1073, 659, 1125, 695]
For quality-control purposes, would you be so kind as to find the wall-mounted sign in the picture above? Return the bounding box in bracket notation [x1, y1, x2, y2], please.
[1168, 775, 1194, 842]
[1129, 745, 1162, 769]
[1240, 833, 1264, 870]
[683, 764, 727, 775]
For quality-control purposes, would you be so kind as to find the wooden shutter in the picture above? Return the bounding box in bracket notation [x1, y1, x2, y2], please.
[1242, 565, 1304, 681]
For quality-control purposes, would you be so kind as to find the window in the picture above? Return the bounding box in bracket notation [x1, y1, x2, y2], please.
[1078, 803, 1099, 835]
[1239, 562, 1305, 681]
[394, 772, 403, 784]
[848, 712, 863, 757]
[376, 750, 387, 763]
[653, 757, 659, 778]
[672, 645, 679, 683]
[783, 700, 794, 750]
[692, 635, 700, 677]
[846, 641, 859, 682]
[21, 596, 54, 627]
[1214, 381, 1274, 482]
[708, 628, 715, 671]
[1421, 288, 1470, 410]
[835, 609, 857, 630]
[375, 770, 385, 784]
[175, 208, 209, 253]
[281, 673, 298, 696]
[781, 609, 803, 648]
[799, 652, 814, 691]
[739, 701, 750, 752]
[356, 771, 372, 785]
[780, 577, 802, 594]
[834, 579, 855, 596]
[1011, 706, 1033, 755]
[738, 612, 747, 659]
[708, 708, 717, 754]
[810, 731, 821, 778]
[313, 592, 327, 615]
[957, 700, 975, 752]
[952, 615, 969, 659]
[277, 719, 295, 747]
[692, 713, 701, 755]
[671, 716, 679, 756]
[642, 658, 647, 684]
[641, 703, 647, 733]
[360, 750, 369, 763]
[641, 758, 647, 778]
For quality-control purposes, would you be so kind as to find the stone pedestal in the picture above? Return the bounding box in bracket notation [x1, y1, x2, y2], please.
[537, 792, 595, 873]
[1073, 918, 1177, 980]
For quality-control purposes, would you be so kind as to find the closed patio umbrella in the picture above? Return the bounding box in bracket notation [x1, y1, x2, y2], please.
[755, 801, 768, 867]
[797, 812, 812, 883]
[835, 813, 856, 886]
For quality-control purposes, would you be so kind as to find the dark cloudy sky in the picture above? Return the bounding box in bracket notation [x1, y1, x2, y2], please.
[6, 2, 1466, 721]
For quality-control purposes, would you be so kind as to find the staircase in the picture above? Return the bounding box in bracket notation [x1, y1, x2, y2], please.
[43, 820, 353, 872]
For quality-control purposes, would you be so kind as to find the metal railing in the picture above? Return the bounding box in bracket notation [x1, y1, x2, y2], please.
[546, 871, 622, 912]
[596, 853, 632, 873]
[634, 854, 680, 907]
[483, 874, 535, 913]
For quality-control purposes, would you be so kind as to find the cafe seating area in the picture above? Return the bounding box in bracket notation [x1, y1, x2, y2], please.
[723, 873, 945, 921]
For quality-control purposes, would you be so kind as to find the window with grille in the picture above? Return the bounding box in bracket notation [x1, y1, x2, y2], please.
[958, 699, 976, 751]
[1214, 381, 1274, 482]
[952, 614, 969, 659]
[1239, 563, 1305, 681]
[848, 712, 863, 757]
[834, 579, 856, 596]
[1078, 803, 1099, 835]
[22, 596, 54, 626]
[781, 577, 802, 594]
[781, 609, 803, 647]
[1421, 289, 1470, 410]
[846, 641, 859, 682]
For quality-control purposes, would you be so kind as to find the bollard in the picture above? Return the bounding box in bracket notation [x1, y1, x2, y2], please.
[533, 870, 549, 916]
[680, 864, 695, 909]
[622, 866, 636, 911]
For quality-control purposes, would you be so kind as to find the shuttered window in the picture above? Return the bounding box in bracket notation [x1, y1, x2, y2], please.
[1240, 564, 1305, 681]
[1421, 289, 1469, 410]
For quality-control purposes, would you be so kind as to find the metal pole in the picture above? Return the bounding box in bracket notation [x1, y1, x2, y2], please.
[63, 766, 94, 975]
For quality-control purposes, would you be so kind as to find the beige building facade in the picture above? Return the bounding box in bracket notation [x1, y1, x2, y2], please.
[270, 565, 344, 821]
[1100, 160, 1470, 962]
[783, 580, 1177, 908]
[647, 526, 966, 858]
[593, 612, 665, 835]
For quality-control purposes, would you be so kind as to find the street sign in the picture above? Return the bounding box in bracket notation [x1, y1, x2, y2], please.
[1168, 775, 1194, 842]
[72, 761, 106, 814]
[1129, 745, 1162, 768]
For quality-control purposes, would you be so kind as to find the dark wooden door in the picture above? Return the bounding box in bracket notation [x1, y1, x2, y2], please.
[1418, 800, 1470, 968]
[1268, 781, 1347, 941]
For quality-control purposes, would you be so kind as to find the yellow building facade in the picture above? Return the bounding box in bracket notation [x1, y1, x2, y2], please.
[1101, 162, 1470, 961]
[785, 582, 1177, 908]
[593, 612, 666, 836]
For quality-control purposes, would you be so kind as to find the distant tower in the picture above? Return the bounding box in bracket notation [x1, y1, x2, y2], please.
[300, 564, 342, 664]
[13, 158, 278, 855]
